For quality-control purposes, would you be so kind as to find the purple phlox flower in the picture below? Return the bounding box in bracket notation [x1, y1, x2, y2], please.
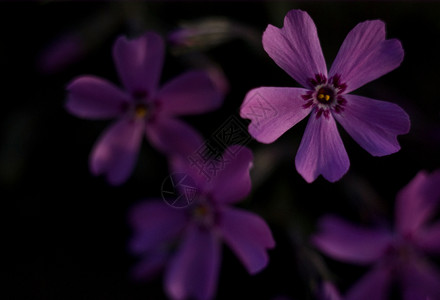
[129, 146, 275, 300]
[240, 9, 410, 183]
[312, 170, 440, 300]
[66, 31, 223, 185]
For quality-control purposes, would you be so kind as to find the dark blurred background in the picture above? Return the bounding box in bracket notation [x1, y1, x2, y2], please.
[3, 1, 440, 299]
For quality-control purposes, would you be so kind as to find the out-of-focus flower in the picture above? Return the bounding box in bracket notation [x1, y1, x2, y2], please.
[66, 31, 223, 185]
[312, 170, 440, 300]
[129, 146, 275, 300]
[240, 9, 410, 183]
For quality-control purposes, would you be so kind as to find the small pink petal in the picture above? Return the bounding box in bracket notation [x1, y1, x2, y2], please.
[219, 207, 275, 274]
[206, 146, 253, 204]
[295, 113, 349, 183]
[334, 94, 410, 157]
[158, 70, 223, 117]
[262, 9, 327, 89]
[146, 117, 204, 158]
[128, 200, 187, 254]
[113, 31, 164, 96]
[240, 87, 312, 143]
[90, 118, 144, 185]
[400, 256, 440, 300]
[165, 224, 221, 300]
[345, 265, 392, 300]
[395, 170, 440, 235]
[66, 75, 129, 119]
[312, 215, 392, 264]
[329, 20, 403, 93]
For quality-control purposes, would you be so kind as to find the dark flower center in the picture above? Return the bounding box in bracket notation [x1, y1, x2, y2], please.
[316, 86, 335, 103]
[302, 74, 347, 119]
[134, 103, 149, 119]
[191, 200, 216, 229]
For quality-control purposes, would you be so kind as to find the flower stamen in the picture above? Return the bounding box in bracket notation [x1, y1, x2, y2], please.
[134, 103, 148, 119]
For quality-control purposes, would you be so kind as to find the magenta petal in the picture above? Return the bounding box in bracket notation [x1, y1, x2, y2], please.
[128, 200, 187, 254]
[295, 114, 349, 183]
[395, 170, 440, 235]
[219, 207, 275, 274]
[158, 71, 223, 117]
[90, 118, 144, 185]
[312, 215, 392, 264]
[329, 20, 403, 93]
[146, 117, 204, 158]
[262, 9, 327, 89]
[415, 222, 440, 254]
[206, 146, 253, 204]
[165, 224, 221, 300]
[345, 266, 392, 300]
[334, 94, 410, 156]
[400, 257, 440, 300]
[240, 87, 312, 143]
[113, 31, 164, 96]
[66, 75, 129, 119]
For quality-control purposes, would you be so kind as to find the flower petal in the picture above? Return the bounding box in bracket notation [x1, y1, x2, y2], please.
[333, 94, 410, 156]
[345, 265, 392, 300]
[219, 207, 275, 274]
[90, 118, 144, 185]
[295, 113, 349, 183]
[128, 200, 187, 254]
[165, 224, 221, 300]
[66, 75, 129, 119]
[146, 117, 204, 158]
[158, 70, 223, 117]
[205, 145, 253, 204]
[262, 9, 327, 89]
[400, 256, 440, 300]
[415, 222, 440, 254]
[312, 215, 392, 264]
[240, 87, 312, 143]
[329, 20, 403, 93]
[395, 170, 440, 235]
[113, 31, 164, 96]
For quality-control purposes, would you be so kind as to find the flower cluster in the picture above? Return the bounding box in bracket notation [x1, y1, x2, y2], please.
[63, 7, 440, 300]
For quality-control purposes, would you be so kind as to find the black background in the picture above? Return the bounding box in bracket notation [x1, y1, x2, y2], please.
[4, 1, 440, 299]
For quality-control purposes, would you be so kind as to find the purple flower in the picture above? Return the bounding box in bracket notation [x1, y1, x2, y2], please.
[312, 170, 440, 300]
[240, 9, 410, 182]
[66, 31, 223, 185]
[129, 146, 275, 300]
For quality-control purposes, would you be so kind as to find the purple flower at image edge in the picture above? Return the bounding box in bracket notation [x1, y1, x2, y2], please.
[65, 31, 223, 185]
[240, 9, 410, 183]
[129, 146, 275, 300]
[312, 170, 440, 300]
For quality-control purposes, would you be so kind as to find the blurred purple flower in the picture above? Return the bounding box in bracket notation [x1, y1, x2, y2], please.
[129, 146, 275, 300]
[240, 9, 410, 183]
[312, 170, 440, 300]
[66, 31, 223, 185]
